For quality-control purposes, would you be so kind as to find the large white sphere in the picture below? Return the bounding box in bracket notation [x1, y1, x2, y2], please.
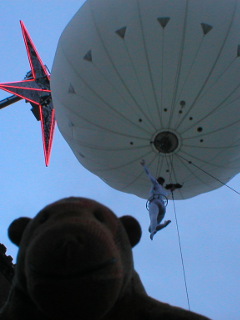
[51, 0, 240, 199]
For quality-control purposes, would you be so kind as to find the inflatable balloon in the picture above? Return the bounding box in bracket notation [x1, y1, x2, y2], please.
[51, 0, 240, 199]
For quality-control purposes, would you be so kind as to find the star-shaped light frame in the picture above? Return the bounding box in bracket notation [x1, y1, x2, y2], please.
[0, 21, 55, 166]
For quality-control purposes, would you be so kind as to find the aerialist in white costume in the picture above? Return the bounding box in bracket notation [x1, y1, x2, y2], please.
[140, 160, 175, 240]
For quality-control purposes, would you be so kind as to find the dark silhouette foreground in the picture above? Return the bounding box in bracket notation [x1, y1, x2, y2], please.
[0, 197, 210, 320]
[0, 244, 14, 309]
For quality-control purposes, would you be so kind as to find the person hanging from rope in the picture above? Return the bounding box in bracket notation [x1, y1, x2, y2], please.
[140, 160, 181, 240]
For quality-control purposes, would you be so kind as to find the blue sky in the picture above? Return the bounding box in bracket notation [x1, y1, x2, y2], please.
[1, 1, 240, 319]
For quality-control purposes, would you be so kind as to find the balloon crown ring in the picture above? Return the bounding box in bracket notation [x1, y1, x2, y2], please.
[151, 130, 181, 155]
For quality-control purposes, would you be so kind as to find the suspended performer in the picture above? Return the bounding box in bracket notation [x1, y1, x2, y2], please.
[140, 160, 181, 240]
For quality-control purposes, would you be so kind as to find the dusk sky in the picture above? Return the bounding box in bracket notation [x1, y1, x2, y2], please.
[1, 2, 240, 319]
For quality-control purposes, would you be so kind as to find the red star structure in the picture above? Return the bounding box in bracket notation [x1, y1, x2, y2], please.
[0, 21, 55, 166]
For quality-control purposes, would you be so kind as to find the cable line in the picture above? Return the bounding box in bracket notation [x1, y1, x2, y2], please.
[177, 154, 240, 196]
[166, 155, 190, 308]
[167, 152, 240, 311]
[171, 191, 191, 310]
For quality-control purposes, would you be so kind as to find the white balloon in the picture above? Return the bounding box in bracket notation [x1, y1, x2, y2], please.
[51, 0, 240, 199]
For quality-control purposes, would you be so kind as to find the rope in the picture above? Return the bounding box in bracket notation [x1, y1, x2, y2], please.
[165, 155, 190, 308]
[164, 153, 240, 310]
[165, 155, 174, 183]
[171, 191, 191, 310]
[177, 154, 240, 196]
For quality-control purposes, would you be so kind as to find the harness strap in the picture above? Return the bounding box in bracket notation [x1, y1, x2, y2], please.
[146, 194, 168, 210]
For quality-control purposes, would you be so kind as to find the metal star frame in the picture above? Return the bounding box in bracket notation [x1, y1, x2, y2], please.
[0, 21, 55, 166]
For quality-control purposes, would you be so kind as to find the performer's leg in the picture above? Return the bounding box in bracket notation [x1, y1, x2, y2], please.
[156, 220, 171, 231]
[149, 200, 169, 240]
[148, 202, 159, 234]
[157, 205, 166, 224]
[155, 201, 170, 232]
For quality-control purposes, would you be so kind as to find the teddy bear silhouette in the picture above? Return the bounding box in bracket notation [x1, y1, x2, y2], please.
[0, 197, 210, 320]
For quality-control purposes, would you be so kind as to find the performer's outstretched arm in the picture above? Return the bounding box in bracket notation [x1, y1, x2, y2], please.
[140, 160, 158, 185]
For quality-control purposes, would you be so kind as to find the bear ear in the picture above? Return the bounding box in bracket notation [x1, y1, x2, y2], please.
[8, 217, 31, 246]
[119, 216, 142, 247]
